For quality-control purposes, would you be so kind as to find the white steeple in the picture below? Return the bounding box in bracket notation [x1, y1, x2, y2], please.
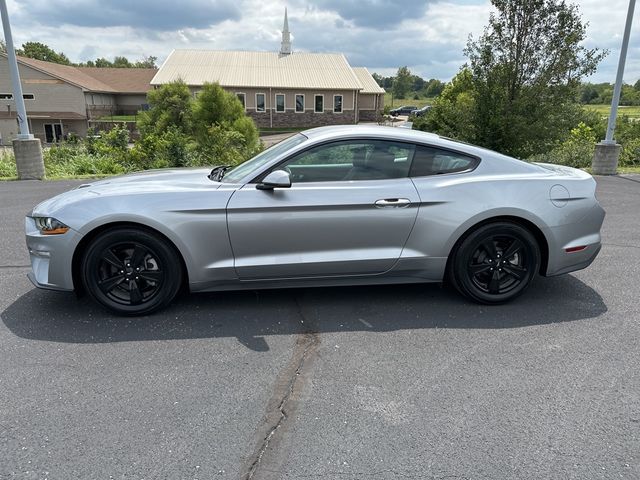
[280, 8, 292, 55]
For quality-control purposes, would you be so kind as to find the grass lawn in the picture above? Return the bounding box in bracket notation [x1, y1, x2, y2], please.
[617, 166, 640, 174]
[383, 93, 435, 109]
[584, 104, 640, 119]
[94, 115, 139, 122]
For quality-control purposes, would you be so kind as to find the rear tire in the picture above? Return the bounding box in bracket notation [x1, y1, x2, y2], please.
[81, 228, 183, 316]
[450, 222, 540, 304]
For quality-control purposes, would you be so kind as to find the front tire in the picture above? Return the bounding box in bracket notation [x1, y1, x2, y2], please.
[81, 228, 183, 316]
[450, 222, 540, 304]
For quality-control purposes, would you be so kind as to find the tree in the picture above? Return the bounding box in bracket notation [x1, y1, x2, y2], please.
[93, 58, 112, 68]
[192, 83, 260, 161]
[425, 79, 445, 97]
[464, 0, 606, 157]
[112, 56, 133, 68]
[135, 56, 157, 68]
[0, 40, 6, 54]
[138, 80, 194, 136]
[392, 66, 412, 99]
[413, 69, 476, 140]
[16, 42, 71, 65]
[137, 81, 260, 167]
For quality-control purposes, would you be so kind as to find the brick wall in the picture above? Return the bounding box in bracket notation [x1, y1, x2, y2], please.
[247, 109, 356, 128]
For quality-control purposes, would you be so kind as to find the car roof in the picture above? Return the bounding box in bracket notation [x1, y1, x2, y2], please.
[300, 125, 543, 173]
[302, 125, 456, 150]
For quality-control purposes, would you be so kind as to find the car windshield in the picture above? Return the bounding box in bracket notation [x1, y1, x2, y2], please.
[221, 133, 307, 183]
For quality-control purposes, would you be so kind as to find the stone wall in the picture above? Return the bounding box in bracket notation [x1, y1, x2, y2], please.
[358, 109, 382, 123]
[247, 109, 356, 128]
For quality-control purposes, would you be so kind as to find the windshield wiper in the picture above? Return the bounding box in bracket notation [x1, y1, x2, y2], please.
[208, 165, 232, 182]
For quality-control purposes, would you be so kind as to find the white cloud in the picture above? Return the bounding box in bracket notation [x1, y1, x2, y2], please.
[2, 0, 638, 83]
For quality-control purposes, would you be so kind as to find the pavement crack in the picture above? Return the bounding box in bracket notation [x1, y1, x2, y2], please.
[244, 294, 320, 480]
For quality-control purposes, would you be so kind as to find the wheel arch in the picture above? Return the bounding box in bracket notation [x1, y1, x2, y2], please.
[71, 221, 190, 294]
[445, 215, 550, 277]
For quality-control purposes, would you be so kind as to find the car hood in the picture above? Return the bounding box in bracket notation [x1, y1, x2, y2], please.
[31, 168, 220, 216]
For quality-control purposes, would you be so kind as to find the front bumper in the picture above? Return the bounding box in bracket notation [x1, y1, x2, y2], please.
[25, 216, 83, 292]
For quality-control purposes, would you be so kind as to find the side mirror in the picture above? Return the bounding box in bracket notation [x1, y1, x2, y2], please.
[257, 170, 291, 190]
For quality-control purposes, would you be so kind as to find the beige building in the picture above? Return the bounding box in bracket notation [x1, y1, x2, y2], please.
[151, 11, 384, 128]
[0, 54, 155, 144]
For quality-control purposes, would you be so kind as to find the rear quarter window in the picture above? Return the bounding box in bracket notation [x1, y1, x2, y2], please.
[410, 145, 479, 177]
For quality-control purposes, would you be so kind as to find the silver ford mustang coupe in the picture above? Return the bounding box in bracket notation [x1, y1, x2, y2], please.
[26, 125, 604, 315]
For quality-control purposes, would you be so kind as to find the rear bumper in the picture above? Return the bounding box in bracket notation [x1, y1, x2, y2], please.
[545, 243, 602, 277]
[544, 203, 605, 277]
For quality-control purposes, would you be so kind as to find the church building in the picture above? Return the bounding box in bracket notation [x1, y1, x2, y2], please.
[151, 9, 385, 128]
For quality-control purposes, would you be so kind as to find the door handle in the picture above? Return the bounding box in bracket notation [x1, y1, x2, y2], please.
[375, 198, 411, 208]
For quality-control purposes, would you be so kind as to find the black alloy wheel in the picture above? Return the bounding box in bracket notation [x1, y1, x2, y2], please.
[81, 228, 182, 316]
[450, 222, 540, 304]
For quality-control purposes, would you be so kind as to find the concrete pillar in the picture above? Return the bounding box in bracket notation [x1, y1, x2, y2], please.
[13, 138, 45, 180]
[592, 142, 621, 175]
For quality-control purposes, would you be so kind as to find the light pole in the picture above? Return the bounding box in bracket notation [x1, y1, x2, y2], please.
[592, 0, 636, 175]
[0, 0, 45, 179]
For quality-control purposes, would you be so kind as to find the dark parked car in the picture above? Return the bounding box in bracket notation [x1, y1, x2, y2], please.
[410, 105, 432, 117]
[389, 105, 416, 116]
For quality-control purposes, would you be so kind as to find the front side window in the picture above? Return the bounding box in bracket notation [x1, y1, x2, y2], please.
[296, 94, 304, 113]
[410, 145, 479, 177]
[223, 133, 307, 183]
[276, 140, 415, 183]
[236, 93, 246, 109]
[314, 95, 324, 113]
[275, 94, 285, 112]
[256, 93, 266, 112]
[333, 95, 343, 113]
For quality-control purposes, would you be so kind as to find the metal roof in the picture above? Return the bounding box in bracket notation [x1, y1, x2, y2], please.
[352, 67, 385, 94]
[151, 50, 364, 90]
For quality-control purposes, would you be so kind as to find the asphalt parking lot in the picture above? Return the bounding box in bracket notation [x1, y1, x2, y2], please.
[1, 176, 639, 480]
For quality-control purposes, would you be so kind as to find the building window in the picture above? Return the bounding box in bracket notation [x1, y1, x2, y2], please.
[0, 93, 35, 100]
[314, 95, 324, 113]
[275, 94, 285, 112]
[256, 93, 266, 112]
[334, 95, 343, 113]
[235, 93, 246, 110]
[295, 94, 304, 113]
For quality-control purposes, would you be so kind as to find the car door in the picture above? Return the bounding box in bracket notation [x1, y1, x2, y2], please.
[226, 139, 420, 280]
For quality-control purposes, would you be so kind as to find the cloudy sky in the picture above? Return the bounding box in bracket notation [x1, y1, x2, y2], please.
[4, 0, 639, 83]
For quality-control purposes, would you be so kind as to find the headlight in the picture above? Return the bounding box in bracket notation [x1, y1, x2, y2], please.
[33, 217, 70, 235]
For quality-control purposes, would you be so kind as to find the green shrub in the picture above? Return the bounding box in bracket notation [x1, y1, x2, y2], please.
[43, 141, 129, 177]
[0, 150, 17, 177]
[620, 138, 640, 167]
[129, 127, 194, 169]
[101, 125, 130, 151]
[528, 122, 596, 168]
